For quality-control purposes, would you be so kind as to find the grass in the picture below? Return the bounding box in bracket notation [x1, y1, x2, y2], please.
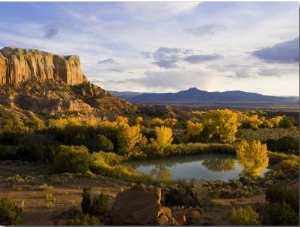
[0, 160, 131, 225]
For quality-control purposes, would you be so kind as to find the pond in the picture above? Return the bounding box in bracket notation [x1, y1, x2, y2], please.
[124, 153, 269, 182]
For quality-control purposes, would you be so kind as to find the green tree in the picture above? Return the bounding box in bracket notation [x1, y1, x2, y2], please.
[96, 134, 114, 152]
[237, 140, 269, 177]
[53, 145, 92, 173]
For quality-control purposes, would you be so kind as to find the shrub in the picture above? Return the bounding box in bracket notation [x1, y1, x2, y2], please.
[262, 202, 299, 225]
[229, 205, 260, 225]
[66, 213, 100, 226]
[164, 184, 199, 207]
[81, 186, 109, 216]
[53, 145, 92, 173]
[266, 136, 299, 154]
[0, 197, 23, 225]
[265, 185, 298, 212]
[39, 183, 54, 191]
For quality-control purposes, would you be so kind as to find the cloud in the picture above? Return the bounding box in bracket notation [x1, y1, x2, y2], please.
[252, 38, 299, 64]
[184, 24, 224, 37]
[184, 54, 223, 64]
[151, 47, 182, 68]
[143, 47, 224, 68]
[43, 21, 62, 39]
[123, 2, 200, 21]
[98, 58, 117, 64]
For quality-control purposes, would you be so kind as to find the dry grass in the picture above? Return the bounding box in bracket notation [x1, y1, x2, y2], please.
[0, 161, 269, 226]
[0, 161, 130, 225]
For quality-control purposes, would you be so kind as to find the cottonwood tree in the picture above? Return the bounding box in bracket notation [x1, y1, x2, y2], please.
[236, 140, 269, 177]
[150, 126, 173, 154]
[201, 109, 240, 143]
[117, 125, 146, 158]
[185, 121, 203, 142]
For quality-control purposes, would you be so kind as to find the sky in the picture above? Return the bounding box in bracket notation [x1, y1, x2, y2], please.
[0, 1, 299, 96]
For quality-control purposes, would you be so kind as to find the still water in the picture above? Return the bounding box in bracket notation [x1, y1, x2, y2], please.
[124, 153, 269, 182]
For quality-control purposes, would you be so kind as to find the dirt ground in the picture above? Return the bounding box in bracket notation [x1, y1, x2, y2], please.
[0, 161, 266, 226]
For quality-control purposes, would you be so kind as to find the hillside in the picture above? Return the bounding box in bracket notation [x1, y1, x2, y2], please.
[0, 47, 137, 121]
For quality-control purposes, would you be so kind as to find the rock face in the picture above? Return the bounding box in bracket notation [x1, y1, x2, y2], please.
[0, 47, 87, 86]
[111, 184, 179, 225]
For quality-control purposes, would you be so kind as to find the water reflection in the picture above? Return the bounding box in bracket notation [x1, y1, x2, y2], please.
[149, 164, 173, 182]
[202, 158, 235, 172]
[123, 154, 268, 181]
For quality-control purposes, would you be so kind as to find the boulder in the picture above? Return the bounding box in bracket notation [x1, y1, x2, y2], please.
[111, 184, 179, 225]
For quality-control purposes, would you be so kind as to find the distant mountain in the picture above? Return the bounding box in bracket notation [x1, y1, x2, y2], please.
[110, 87, 299, 107]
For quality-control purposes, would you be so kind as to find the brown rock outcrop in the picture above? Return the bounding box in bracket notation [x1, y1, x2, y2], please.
[0, 47, 87, 86]
[111, 184, 179, 225]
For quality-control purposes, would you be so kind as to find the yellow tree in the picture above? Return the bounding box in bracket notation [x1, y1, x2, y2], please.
[149, 117, 165, 127]
[270, 116, 284, 128]
[236, 140, 269, 177]
[185, 121, 203, 142]
[201, 109, 240, 143]
[117, 125, 147, 158]
[248, 115, 263, 129]
[164, 118, 178, 128]
[150, 126, 173, 154]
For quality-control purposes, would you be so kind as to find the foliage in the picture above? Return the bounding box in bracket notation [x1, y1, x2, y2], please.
[16, 137, 57, 163]
[117, 124, 146, 158]
[150, 126, 173, 155]
[53, 145, 92, 173]
[164, 183, 199, 207]
[236, 140, 269, 177]
[279, 116, 296, 128]
[185, 121, 203, 142]
[81, 186, 109, 216]
[90, 152, 152, 183]
[265, 185, 298, 212]
[266, 136, 299, 154]
[0, 197, 23, 225]
[96, 134, 114, 152]
[261, 202, 299, 225]
[66, 213, 100, 226]
[229, 205, 260, 225]
[236, 127, 299, 142]
[267, 151, 299, 167]
[200, 109, 240, 143]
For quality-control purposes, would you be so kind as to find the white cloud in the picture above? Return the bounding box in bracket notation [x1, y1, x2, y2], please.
[0, 1, 298, 96]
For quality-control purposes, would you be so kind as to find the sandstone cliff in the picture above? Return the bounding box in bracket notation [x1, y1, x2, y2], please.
[0, 47, 87, 86]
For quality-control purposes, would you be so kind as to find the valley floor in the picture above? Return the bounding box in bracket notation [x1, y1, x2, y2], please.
[0, 161, 269, 226]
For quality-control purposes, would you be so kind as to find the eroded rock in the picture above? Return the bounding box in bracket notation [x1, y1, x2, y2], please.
[0, 47, 87, 86]
[111, 184, 179, 225]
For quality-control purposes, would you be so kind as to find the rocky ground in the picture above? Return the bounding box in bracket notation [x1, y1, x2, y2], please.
[0, 161, 270, 226]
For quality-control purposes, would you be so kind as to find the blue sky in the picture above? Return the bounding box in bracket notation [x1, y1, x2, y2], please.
[0, 1, 298, 96]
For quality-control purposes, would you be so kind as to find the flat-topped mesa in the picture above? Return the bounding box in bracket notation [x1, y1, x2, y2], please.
[0, 46, 88, 86]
